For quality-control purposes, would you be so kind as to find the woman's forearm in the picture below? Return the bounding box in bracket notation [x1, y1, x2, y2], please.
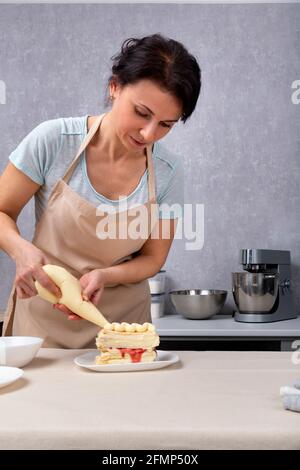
[102, 254, 160, 286]
[0, 212, 27, 260]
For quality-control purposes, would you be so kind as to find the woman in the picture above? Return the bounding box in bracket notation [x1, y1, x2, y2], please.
[0, 33, 201, 348]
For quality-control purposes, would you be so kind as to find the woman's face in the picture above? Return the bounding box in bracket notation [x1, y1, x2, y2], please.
[110, 79, 182, 152]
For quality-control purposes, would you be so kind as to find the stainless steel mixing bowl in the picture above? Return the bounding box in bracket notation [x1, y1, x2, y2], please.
[169, 289, 227, 320]
[232, 272, 279, 313]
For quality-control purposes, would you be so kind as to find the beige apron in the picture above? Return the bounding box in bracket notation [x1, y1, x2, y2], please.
[3, 113, 159, 348]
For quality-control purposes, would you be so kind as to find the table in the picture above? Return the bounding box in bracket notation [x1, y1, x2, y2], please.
[0, 348, 299, 450]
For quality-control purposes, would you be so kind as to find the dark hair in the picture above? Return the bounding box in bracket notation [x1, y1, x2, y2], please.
[106, 33, 201, 123]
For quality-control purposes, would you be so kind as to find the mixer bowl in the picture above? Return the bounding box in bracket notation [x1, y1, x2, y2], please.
[169, 289, 227, 319]
[232, 272, 279, 313]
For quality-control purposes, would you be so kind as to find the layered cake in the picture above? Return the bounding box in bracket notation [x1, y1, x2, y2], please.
[95, 322, 160, 364]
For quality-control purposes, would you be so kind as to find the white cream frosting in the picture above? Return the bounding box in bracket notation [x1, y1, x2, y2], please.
[103, 322, 156, 333]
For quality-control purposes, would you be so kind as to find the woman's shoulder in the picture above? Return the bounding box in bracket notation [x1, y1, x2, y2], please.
[152, 143, 184, 213]
[153, 141, 184, 175]
[7, 117, 79, 186]
[35, 115, 86, 138]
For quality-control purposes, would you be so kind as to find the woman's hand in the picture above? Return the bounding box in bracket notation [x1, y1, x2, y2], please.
[53, 269, 107, 321]
[14, 240, 61, 300]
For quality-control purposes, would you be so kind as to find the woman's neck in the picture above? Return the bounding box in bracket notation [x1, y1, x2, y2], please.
[88, 112, 146, 164]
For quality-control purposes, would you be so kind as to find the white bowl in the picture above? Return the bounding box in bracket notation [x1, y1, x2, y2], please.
[0, 336, 43, 368]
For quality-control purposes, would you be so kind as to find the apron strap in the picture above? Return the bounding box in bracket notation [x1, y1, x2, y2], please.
[146, 144, 156, 203]
[62, 113, 157, 203]
[63, 114, 105, 184]
[2, 288, 17, 336]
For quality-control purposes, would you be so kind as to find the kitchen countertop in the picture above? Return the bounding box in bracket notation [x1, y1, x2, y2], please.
[154, 314, 300, 337]
[0, 348, 299, 450]
[153, 315, 300, 350]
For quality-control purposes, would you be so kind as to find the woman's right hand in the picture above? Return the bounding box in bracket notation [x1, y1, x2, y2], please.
[13, 239, 61, 300]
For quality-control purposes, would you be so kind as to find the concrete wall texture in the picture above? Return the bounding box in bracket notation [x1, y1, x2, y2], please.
[0, 3, 299, 316]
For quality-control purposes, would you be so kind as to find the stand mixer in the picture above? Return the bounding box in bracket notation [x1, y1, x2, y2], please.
[232, 249, 298, 323]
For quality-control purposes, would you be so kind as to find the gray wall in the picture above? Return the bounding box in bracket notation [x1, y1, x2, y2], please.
[0, 3, 299, 316]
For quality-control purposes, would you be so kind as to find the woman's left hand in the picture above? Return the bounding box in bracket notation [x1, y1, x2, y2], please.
[79, 269, 106, 304]
[53, 269, 106, 321]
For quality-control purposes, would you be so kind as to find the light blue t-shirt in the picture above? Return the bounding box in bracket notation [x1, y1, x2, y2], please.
[8, 115, 184, 223]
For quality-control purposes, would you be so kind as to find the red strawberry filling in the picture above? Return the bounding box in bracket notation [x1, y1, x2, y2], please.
[118, 348, 147, 363]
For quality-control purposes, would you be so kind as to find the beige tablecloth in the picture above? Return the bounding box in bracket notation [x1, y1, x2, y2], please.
[0, 349, 299, 450]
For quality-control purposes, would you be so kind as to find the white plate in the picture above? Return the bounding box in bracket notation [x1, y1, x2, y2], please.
[74, 350, 179, 372]
[0, 366, 24, 389]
